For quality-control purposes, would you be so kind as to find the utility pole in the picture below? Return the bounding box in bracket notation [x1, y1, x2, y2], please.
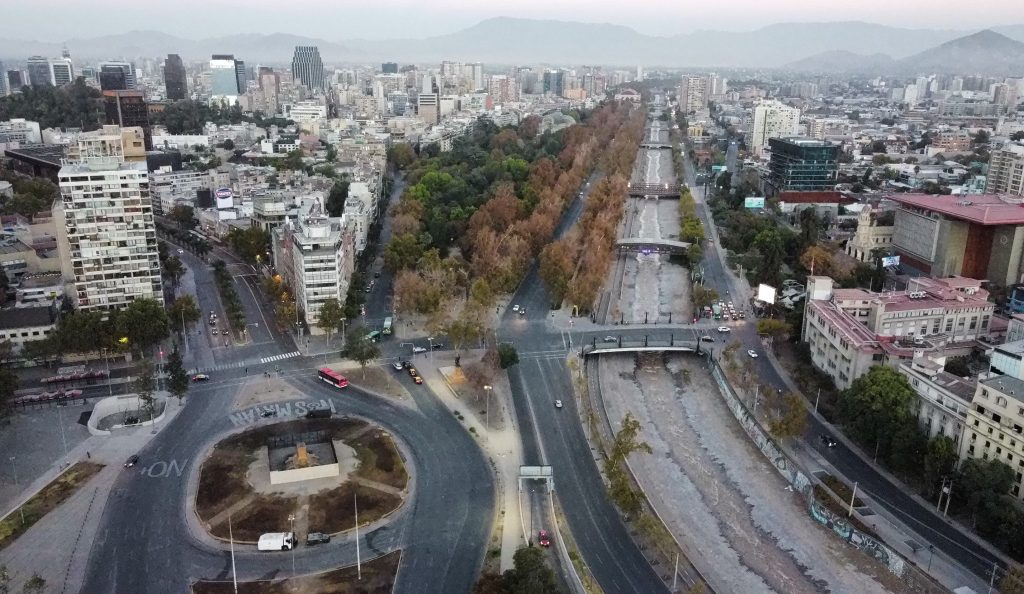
[484, 385, 493, 430]
[848, 481, 858, 517]
[355, 492, 362, 580]
[672, 553, 679, 592]
[288, 513, 296, 577]
[814, 388, 821, 413]
[229, 515, 238, 594]
[9, 457, 24, 525]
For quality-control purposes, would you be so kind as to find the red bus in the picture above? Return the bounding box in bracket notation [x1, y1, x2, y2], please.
[317, 367, 349, 388]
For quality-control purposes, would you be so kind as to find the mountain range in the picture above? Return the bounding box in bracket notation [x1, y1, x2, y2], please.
[1, 18, 1023, 72]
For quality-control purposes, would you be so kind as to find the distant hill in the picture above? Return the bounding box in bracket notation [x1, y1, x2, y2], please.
[782, 50, 895, 74]
[896, 29, 1024, 75]
[2, 19, 1024, 68]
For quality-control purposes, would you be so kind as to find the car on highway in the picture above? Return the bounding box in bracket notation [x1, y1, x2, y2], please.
[512, 304, 520, 312]
[391, 361, 404, 371]
[209, 319, 217, 326]
[412, 346, 427, 354]
[431, 342, 444, 350]
[306, 532, 331, 545]
[124, 454, 140, 468]
[717, 327, 730, 333]
[519, 308, 526, 316]
[820, 434, 838, 448]
[192, 374, 210, 382]
[747, 350, 759, 358]
[222, 329, 229, 335]
[538, 530, 551, 547]
[413, 375, 423, 385]
[555, 400, 563, 409]
[603, 336, 617, 343]
[400, 360, 412, 369]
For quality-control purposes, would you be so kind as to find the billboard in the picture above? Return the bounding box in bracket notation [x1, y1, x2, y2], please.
[744, 196, 766, 209]
[215, 187, 233, 209]
[757, 283, 777, 304]
[881, 255, 900, 268]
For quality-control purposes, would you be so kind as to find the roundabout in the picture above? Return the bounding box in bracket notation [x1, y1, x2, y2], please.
[81, 364, 495, 594]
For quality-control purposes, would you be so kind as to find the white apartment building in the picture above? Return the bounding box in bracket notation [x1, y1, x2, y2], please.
[678, 76, 709, 113]
[900, 357, 974, 445]
[0, 119, 41, 144]
[56, 128, 162, 311]
[285, 101, 328, 125]
[149, 166, 212, 215]
[986, 144, 1024, 196]
[746, 100, 801, 157]
[272, 199, 355, 334]
[802, 275, 994, 390]
[960, 374, 1024, 499]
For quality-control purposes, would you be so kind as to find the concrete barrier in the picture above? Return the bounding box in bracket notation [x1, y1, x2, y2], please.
[86, 394, 167, 436]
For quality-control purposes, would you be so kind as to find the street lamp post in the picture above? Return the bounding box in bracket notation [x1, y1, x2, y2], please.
[288, 513, 296, 576]
[483, 385, 493, 430]
[9, 457, 25, 525]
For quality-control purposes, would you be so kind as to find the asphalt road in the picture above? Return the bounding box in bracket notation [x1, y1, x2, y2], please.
[682, 152, 1003, 580]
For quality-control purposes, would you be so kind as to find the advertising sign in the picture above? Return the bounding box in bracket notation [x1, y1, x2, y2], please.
[744, 196, 766, 209]
[881, 255, 900, 268]
[215, 187, 233, 209]
[757, 283, 777, 304]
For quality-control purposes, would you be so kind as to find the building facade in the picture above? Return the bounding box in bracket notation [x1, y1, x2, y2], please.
[900, 357, 974, 445]
[164, 54, 188, 101]
[678, 75, 709, 113]
[765, 137, 839, 193]
[98, 62, 135, 91]
[960, 374, 1024, 499]
[0, 119, 42, 144]
[291, 46, 324, 91]
[845, 207, 894, 263]
[747, 100, 801, 157]
[986, 144, 1024, 196]
[210, 55, 241, 104]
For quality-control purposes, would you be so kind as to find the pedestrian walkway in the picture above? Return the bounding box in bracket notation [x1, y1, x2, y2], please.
[260, 351, 300, 364]
[189, 359, 249, 374]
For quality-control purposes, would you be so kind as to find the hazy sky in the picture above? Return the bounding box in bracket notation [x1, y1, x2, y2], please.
[6, 0, 1022, 40]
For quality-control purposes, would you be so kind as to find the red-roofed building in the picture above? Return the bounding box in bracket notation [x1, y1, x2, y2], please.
[888, 193, 1024, 284]
[802, 275, 994, 390]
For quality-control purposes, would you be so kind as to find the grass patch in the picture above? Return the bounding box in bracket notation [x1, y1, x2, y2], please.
[210, 494, 297, 542]
[344, 365, 407, 400]
[820, 473, 863, 507]
[0, 461, 104, 551]
[812, 485, 877, 538]
[307, 483, 402, 534]
[350, 430, 408, 490]
[192, 549, 400, 593]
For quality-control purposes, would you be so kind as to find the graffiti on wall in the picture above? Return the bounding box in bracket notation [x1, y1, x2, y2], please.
[810, 500, 906, 576]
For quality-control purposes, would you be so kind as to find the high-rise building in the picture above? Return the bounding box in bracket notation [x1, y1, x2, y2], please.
[746, 100, 801, 157]
[26, 56, 52, 87]
[986, 144, 1024, 196]
[98, 61, 135, 90]
[766, 138, 839, 194]
[210, 55, 241, 104]
[56, 126, 162, 310]
[49, 58, 74, 86]
[104, 90, 151, 150]
[6, 70, 24, 93]
[382, 62, 399, 74]
[164, 54, 187, 101]
[235, 60, 247, 95]
[542, 70, 564, 96]
[0, 61, 6, 96]
[291, 46, 324, 90]
[487, 74, 518, 105]
[417, 93, 439, 125]
[469, 62, 484, 91]
[258, 67, 280, 114]
[679, 75, 710, 113]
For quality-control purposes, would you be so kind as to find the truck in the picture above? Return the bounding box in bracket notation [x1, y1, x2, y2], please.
[257, 532, 296, 551]
[711, 304, 723, 320]
[382, 316, 393, 335]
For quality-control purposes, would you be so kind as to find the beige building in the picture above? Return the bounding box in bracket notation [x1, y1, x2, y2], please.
[986, 144, 1024, 196]
[960, 374, 1024, 499]
[64, 125, 147, 164]
[900, 357, 974, 446]
[678, 76, 709, 113]
[746, 100, 801, 157]
[845, 207, 894, 263]
[803, 275, 994, 390]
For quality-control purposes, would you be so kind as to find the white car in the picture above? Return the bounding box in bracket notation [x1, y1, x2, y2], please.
[177, 248, 184, 254]
[512, 304, 520, 312]
[554, 400, 563, 409]
[412, 346, 427, 354]
[747, 350, 759, 358]
[717, 326, 730, 333]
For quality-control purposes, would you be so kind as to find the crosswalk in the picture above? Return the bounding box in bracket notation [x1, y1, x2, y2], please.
[261, 351, 301, 364]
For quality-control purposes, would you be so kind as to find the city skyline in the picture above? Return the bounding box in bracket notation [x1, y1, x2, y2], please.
[3, 1, 1023, 41]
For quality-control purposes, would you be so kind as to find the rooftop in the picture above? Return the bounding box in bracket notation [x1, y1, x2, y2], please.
[982, 374, 1024, 404]
[889, 193, 1024, 226]
[0, 306, 55, 330]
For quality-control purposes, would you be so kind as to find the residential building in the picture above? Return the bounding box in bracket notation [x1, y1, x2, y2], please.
[55, 127, 162, 310]
[291, 46, 324, 91]
[164, 54, 188, 101]
[488, 75, 518, 105]
[765, 137, 839, 194]
[0, 61, 6, 96]
[65, 125, 147, 164]
[679, 75, 710, 113]
[845, 207, 895, 262]
[959, 374, 1024, 499]
[0, 119, 42, 144]
[746, 100, 801, 157]
[210, 55, 241, 104]
[26, 57, 52, 87]
[98, 62, 135, 91]
[0, 306, 58, 353]
[103, 90, 151, 150]
[802, 275, 994, 390]
[986, 144, 1024, 196]
[285, 101, 328, 124]
[543, 70, 564, 96]
[889, 193, 1024, 285]
[49, 58, 74, 86]
[149, 166, 211, 215]
[900, 357, 974, 445]
[14, 273, 65, 308]
[991, 340, 1024, 380]
[417, 93, 439, 125]
[272, 198, 354, 333]
[930, 130, 973, 152]
[382, 62, 399, 74]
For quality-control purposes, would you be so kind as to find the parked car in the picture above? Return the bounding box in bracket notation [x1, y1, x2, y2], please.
[747, 350, 759, 358]
[820, 434, 837, 448]
[124, 454, 140, 468]
[192, 374, 210, 382]
[519, 308, 526, 316]
[412, 346, 427, 354]
[407, 367, 418, 377]
[306, 532, 331, 545]
[538, 529, 551, 547]
[221, 329, 229, 335]
[177, 248, 184, 254]
[400, 360, 412, 369]
[603, 336, 617, 343]
[512, 304, 520, 312]
[700, 335, 715, 342]
[430, 342, 444, 350]
[391, 361, 404, 371]
[554, 400, 563, 409]
[413, 375, 423, 385]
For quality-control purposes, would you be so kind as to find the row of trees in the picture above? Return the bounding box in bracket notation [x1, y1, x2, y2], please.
[0, 79, 103, 131]
[225, 226, 270, 265]
[24, 298, 170, 361]
[677, 186, 705, 267]
[0, 168, 59, 218]
[149, 99, 293, 135]
[540, 103, 646, 311]
[211, 260, 246, 332]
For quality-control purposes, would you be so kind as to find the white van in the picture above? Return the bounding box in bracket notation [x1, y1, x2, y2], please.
[257, 532, 296, 551]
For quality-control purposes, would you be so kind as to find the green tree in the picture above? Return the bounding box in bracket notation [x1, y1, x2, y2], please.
[691, 285, 719, 311]
[222, 138, 235, 150]
[384, 233, 424, 273]
[387, 144, 417, 170]
[445, 318, 483, 353]
[752, 228, 784, 288]
[165, 345, 189, 403]
[958, 458, 1014, 511]
[836, 366, 917, 460]
[316, 297, 345, 345]
[756, 319, 793, 341]
[768, 392, 807, 439]
[502, 546, 561, 594]
[603, 413, 652, 517]
[944, 356, 971, 377]
[276, 148, 306, 171]
[469, 278, 495, 310]
[226, 226, 271, 264]
[798, 208, 821, 248]
[923, 435, 958, 495]
[0, 365, 18, 419]
[162, 255, 185, 290]
[21, 573, 45, 594]
[116, 299, 170, 354]
[343, 326, 380, 378]
[497, 343, 519, 369]
[133, 360, 157, 422]
[168, 294, 201, 334]
[168, 204, 196, 229]
[325, 179, 350, 217]
[1000, 564, 1024, 594]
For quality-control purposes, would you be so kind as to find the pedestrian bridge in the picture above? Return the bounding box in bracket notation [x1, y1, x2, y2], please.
[581, 335, 703, 357]
[616, 238, 691, 255]
[640, 142, 672, 150]
[627, 182, 682, 197]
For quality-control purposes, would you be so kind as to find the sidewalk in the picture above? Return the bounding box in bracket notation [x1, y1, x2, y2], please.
[413, 351, 525, 572]
[0, 397, 184, 594]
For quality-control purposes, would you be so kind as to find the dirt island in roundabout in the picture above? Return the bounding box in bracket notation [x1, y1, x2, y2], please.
[194, 416, 409, 543]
